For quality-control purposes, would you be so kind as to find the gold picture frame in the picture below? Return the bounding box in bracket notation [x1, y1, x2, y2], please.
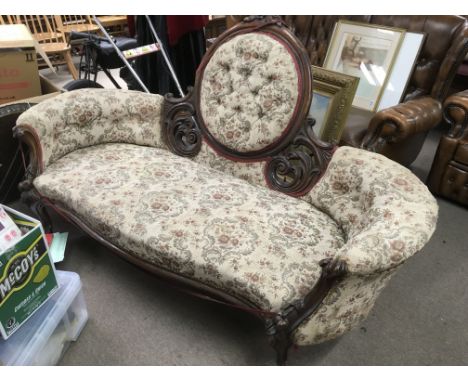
[323, 20, 406, 112]
[309, 66, 359, 144]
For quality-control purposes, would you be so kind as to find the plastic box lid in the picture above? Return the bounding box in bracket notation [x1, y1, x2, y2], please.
[0, 271, 84, 365]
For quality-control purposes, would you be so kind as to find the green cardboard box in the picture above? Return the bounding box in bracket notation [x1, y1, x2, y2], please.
[0, 205, 58, 339]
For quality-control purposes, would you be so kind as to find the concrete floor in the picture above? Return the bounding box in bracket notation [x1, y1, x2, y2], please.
[30, 58, 468, 365]
[40, 55, 127, 90]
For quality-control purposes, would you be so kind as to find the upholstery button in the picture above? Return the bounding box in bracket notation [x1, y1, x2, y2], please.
[449, 177, 455, 182]
[267, 74, 278, 82]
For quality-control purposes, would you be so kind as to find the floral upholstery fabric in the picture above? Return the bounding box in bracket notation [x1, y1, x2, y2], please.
[16, 89, 165, 169]
[292, 147, 438, 345]
[33, 143, 345, 313]
[192, 144, 439, 345]
[304, 146, 438, 276]
[293, 269, 396, 345]
[193, 142, 267, 187]
[199, 32, 299, 152]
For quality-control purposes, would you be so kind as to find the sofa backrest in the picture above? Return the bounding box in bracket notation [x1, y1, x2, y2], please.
[17, 89, 165, 171]
[283, 15, 468, 102]
[198, 30, 301, 154]
[163, 16, 335, 197]
[195, 17, 312, 159]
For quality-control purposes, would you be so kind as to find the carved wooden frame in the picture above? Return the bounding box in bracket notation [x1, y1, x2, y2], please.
[309, 66, 359, 144]
[14, 16, 349, 365]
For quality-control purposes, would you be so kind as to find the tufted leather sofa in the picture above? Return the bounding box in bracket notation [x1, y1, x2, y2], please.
[229, 15, 468, 166]
[427, 90, 468, 206]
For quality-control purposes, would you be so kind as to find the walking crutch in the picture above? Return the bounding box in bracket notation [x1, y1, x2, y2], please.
[92, 15, 150, 93]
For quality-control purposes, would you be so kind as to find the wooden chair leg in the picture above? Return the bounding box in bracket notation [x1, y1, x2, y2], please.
[64, 51, 78, 80]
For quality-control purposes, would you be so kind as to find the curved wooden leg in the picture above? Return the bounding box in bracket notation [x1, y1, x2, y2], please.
[272, 336, 291, 366]
[266, 318, 292, 365]
[32, 199, 53, 233]
[19, 184, 53, 232]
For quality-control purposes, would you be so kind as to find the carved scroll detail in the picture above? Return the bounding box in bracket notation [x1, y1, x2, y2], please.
[162, 87, 202, 157]
[242, 15, 289, 29]
[265, 118, 335, 196]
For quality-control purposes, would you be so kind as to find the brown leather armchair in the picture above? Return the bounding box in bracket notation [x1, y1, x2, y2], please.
[229, 16, 468, 166]
[428, 90, 468, 206]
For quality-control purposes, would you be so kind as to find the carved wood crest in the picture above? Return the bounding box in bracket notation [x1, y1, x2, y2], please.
[162, 88, 202, 157]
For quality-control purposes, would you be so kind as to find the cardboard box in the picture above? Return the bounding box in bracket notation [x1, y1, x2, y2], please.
[1, 73, 61, 107]
[0, 205, 58, 340]
[0, 206, 22, 252]
[0, 24, 41, 105]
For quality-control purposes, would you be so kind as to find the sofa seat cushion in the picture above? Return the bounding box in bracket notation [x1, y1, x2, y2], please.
[33, 143, 345, 312]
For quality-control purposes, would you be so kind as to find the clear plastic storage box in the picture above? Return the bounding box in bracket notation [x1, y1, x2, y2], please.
[0, 270, 88, 365]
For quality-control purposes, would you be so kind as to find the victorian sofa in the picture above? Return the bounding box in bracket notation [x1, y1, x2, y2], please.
[14, 17, 438, 364]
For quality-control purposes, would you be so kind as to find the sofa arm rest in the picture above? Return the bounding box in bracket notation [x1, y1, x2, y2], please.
[15, 89, 165, 172]
[334, 207, 437, 276]
[443, 89, 468, 139]
[306, 146, 438, 276]
[362, 96, 442, 151]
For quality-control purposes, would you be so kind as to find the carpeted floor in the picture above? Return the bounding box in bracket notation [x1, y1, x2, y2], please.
[16, 64, 468, 365]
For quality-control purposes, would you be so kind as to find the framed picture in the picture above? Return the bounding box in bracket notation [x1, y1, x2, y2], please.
[377, 31, 426, 111]
[323, 20, 405, 112]
[308, 66, 359, 144]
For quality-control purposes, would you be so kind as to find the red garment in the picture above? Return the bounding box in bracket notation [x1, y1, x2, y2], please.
[166, 16, 209, 46]
[127, 15, 136, 37]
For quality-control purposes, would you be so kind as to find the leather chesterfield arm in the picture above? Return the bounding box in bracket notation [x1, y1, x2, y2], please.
[427, 90, 468, 206]
[442, 90, 468, 138]
[361, 96, 443, 151]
